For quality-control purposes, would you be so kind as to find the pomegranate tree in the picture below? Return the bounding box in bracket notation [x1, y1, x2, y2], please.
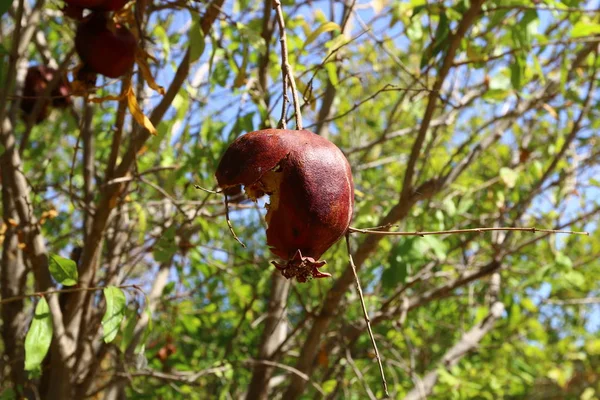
[216, 129, 354, 282]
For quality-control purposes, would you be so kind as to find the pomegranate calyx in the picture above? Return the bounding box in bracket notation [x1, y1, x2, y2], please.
[271, 249, 331, 283]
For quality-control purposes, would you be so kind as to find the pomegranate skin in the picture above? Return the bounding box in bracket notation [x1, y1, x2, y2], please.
[75, 13, 137, 78]
[64, 0, 129, 11]
[216, 129, 354, 282]
[20, 66, 71, 123]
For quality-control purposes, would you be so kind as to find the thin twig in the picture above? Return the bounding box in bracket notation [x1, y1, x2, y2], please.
[225, 194, 246, 248]
[0, 284, 142, 306]
[273, 0, 302, 130]
[546, 297, 600, 305]
[348, 226, 588, 237]
[345, 233, 389, 397]
[194, 184, 221, 194]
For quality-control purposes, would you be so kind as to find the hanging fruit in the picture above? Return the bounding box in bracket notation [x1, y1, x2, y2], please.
[75, 13, 137, 78]
[20, 65, 71, 123]
[216, 129, 354, 282]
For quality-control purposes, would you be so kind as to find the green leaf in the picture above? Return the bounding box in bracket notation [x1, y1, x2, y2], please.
[510, 54, 525, 90]
[563, 271, 585, 289]
[570, 22, 600, 38]
[511, 11, 537, 50]
[421, 236, 447, 260]
[560, 55, 568, 94]
[102, 286, 127, 343]
[24, 297, 53, 371]
[488, 73, 511, 90]
[0, 0, 11, 18]
[132, 202, 147, 244]
[499, 167, 518, 188]
[554, 252, 573, 270]
[442, 197, 456, 217]
[120, 308, 138, 353]
[384, 243, 409, 289]
[420, 12, 449, 69]
[322, 379, 337, 394]
[48, 254, 78, 286]
[302, 22, 341, 50]
[508, 302, 522, 331]
[154, 25, 170, 58]
[189, 16, 206, 63]
[0, 388, 16, 400]
[324, 62, 339, 86]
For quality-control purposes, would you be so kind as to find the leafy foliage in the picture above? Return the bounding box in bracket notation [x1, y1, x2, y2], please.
[0, 0, 599, 399]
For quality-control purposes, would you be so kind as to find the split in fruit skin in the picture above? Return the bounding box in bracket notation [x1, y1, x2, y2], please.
[215, 129, 354, 282]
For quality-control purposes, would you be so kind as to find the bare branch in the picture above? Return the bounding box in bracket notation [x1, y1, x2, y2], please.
[348, 226, 588, 237]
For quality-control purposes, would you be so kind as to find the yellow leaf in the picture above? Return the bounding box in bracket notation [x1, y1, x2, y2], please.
[136, 49, 165, 95]
[302, 22, 341, 50]
[127, 87, 157, 136]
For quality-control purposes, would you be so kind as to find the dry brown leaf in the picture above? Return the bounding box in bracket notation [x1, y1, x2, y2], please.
[127, 87, 157, 136]
[136, 49, 165, 95]
[88, 94, 125, 103]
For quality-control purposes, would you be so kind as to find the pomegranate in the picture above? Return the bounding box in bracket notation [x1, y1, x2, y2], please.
[20, 65, 71, 123]
[75, 13, 137, 78]
[64, 0, 130, 12]
[216, 129, 354, 282]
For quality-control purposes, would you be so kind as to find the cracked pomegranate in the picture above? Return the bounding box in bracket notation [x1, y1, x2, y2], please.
[75, 13, 137, 78]
[216, 129, 354, 282]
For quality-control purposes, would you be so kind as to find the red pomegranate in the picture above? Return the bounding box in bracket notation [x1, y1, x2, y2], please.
[20, 65, 71, 123]
[64, 0, 130, 11]
[75, 13, 137, 78]
[216, 129, 354, 282]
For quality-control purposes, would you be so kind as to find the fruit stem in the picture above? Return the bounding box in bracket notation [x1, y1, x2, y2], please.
[345, 233, 389, 398]
[273, 0, 303, 130]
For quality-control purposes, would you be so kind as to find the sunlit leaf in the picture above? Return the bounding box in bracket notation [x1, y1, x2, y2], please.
[420, 12, 449, 69]
[25, 298, 53, 371]
[136, 49, 165, 95]
[189, 15, 206, 63]
[127, 86, 157, 136]
[102, 286, 127, 343]
[48, 254, 78, 286]
[570, 22, 600, 38]
[499, 167, 518, 188]
[302, 22, 341, 50]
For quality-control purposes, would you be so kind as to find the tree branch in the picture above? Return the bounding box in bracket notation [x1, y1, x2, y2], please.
[403, 302, 504, 400]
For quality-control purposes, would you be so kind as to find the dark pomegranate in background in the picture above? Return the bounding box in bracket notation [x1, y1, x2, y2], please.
[216, 129, 354, 282]
[75, 13, 137, 79]
[20, 65, 71, 123]
[64, 0, 130, 11]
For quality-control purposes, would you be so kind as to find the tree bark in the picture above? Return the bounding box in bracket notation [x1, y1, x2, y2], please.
[245, 272, 290, 400]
